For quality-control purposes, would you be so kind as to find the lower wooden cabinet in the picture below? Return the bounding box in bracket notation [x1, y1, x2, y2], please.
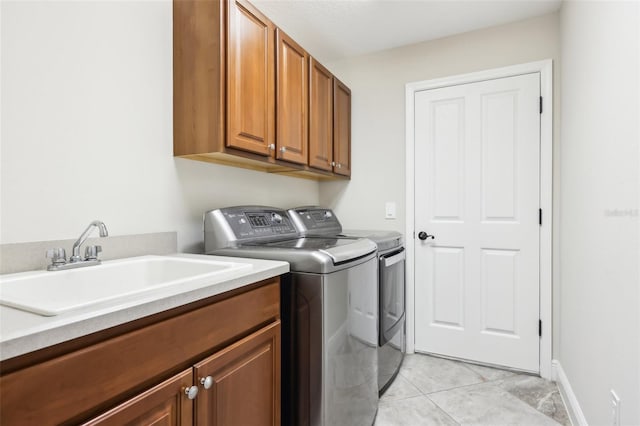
[83, 369, 195, 426]
[0, 278, 281, 426]
[83, 322, 280, 426]
[195, 322, 280, 425]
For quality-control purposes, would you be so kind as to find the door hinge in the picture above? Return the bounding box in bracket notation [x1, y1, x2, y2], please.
[539, 208, 542, 226]
[539, 96, 543, 114]
[539, 319, 542, 337]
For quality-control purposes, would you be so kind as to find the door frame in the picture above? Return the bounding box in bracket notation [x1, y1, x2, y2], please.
[405, 60, 553, 379]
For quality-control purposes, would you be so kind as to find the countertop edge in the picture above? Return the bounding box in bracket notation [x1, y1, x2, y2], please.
[0, 254, 289, 362]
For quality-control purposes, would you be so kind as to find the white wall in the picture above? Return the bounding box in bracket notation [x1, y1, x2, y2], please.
[0, 1, 318, 252]
[320, 12, 560, 231]
[559, 1, 639, 425]
[320, 12, 562, 353]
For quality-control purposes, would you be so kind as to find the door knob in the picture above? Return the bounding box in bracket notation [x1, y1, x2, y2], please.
[418, 232, 435, 241]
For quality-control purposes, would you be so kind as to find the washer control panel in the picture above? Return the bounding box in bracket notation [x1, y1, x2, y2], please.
[204, 206, 298, 251]
[288, 207, 342, 236]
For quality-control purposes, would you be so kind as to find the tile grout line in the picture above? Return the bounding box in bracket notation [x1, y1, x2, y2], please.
[424, 393, 462, 426]
[399, 370, 514, 397]
[378, 356, 571, 426]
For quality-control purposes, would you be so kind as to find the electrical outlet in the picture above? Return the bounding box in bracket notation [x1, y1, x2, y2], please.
[610, 389, 620, 426]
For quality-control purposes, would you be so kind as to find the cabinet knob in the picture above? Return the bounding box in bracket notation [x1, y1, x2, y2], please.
[200, 376, 213, 390]
[184, 385, 199, 400]
[280, 147, 287, 153]
[337, 163, 342, 169]
[331, 161, 336, 167]
[268, 144, 275, 150]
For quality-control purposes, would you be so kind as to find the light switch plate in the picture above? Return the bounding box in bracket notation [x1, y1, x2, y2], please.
[385, 202, 396, 219]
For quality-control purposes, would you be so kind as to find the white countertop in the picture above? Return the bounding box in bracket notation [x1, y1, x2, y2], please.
[0, 254, 289, 361]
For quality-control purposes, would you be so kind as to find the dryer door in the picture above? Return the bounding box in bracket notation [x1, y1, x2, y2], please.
[380, 248, 406, 345]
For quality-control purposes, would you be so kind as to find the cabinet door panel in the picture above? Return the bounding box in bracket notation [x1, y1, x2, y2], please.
[0, 280, 279, 426]
[195, 321, 281, 426]
[82, 369, 193, 426]
[227, 0, 275, 156]
[333, 78, 351, 176]
[276, 29, 308, 165]
[308, 58, 333, 171]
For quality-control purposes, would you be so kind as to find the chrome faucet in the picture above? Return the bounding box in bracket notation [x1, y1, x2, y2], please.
[46, 220, 109, 271]
[70, 220, 109, 262]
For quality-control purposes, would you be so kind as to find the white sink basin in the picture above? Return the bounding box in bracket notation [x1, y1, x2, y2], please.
[0, 255, 252, 316]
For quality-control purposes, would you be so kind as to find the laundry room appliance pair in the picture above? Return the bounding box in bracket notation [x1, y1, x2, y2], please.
[204, 206, 405, 426]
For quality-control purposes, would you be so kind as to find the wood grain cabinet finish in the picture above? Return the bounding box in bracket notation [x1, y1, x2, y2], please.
[173, 0, 352, 180]
[308, 57, 334, 172]
[276, 29, 308, 165]
[0, 279, 280, 426]
[82, 369, 194, 426]
[85, 322, 281, 426]
[333, 78, 352, 177]
[173, 0, 276, 161]
[195, 321, 281, 426]
[227, 0, 275, 156]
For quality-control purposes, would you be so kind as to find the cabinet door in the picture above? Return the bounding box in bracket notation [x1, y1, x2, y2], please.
[82, 369, 194, 426]
[308, 58, 333, 171]
[276, 29, 308, 165]
[194, 321, 281, 426]
[333, 78, 351, 177]
[227, 0, 275, 156]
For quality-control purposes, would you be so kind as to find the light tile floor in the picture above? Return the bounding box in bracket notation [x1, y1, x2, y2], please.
[375, 354, 570, 426]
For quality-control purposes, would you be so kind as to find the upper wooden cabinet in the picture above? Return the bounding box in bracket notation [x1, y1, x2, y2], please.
[276, 29, 308, 165]
[173, 0, 351, 180]
[333, 78, 352, 177]
[308, 58, 333, 172]
[227, 0, 275, 156]
[173, 0, 275, 161]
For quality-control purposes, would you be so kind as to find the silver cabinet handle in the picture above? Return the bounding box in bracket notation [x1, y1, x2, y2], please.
[185, 385, 199, 400]
[200, 376, 213, 390]
[268, 144, 275, 150]
[331, 161, 336, 167]
[337, 163, 342, 169]
[280, 147, 287, 153]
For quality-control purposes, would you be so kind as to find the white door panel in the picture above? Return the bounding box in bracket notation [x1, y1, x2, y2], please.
[414, 73, 540, 372]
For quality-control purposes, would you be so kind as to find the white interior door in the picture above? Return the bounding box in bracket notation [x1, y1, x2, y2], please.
[414, 73, 541, 372]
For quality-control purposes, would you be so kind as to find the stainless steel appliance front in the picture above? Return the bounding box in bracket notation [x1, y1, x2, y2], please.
[378, 247, 405, 394]
[287, 256, 378, 426]
[288, 206, 406, 395]
[203, 206, 379, 426]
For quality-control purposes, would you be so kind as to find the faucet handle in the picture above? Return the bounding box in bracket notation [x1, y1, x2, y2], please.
[46, 248, 67, 266]
[84, 245, 102, 261]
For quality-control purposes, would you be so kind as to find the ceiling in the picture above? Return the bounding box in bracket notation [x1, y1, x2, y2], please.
[252, 0, 562, 63]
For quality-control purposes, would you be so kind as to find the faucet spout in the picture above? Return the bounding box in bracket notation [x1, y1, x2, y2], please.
[70, 220, 109, 262]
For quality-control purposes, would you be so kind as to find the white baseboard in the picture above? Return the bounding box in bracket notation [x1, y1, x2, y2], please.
[552, 360, 588, 426]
